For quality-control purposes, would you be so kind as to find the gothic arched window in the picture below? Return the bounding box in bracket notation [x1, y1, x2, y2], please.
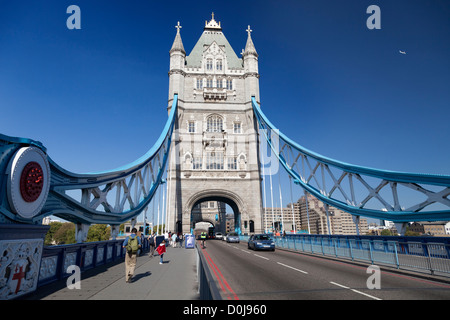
[226, 79, 233, 90]
[206, 58, 213, 70]
[206, 115, 223, 133]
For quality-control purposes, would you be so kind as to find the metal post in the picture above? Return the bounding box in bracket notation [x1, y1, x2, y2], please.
[164, 170, 169, 234]
[324, 203, 331, 235]
[261, 149, 268, 233]
[278, 180, 284, 234]
[151, 193, 156, 234]
[166, 142, 172, 234]
[349, 239, 354, 261]
[157, 185, 161, 235]
[352, 215, 360, 236]
[425, 244, 435, 275]
[143, 207, 148, 237]
[393, 241, 400, 269]
[162, 181, 166, 235]
[369, 240, 374, 264]
[304, 190, 311, 234]
[321, 236, 325, 256]
[269, 164, 275, 234]
[289, 175, 297, 234]
[334, 238, 338, 258]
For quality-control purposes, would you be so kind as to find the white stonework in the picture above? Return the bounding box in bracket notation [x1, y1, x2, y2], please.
[0, 239, 44, 300]
[166, 16, 263, 235]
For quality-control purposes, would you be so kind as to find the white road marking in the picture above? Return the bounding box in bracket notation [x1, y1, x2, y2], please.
[350, 288, 382, 300]
[330, 281, 350, 289]
[330, 281, 382, 300]
[254, 254, 269, 260]
[277, 262, 308, 274]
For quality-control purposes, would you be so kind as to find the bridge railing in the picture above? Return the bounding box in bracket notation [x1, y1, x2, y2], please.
[38, 238, 149, 287]
[272, 235, 450, 277]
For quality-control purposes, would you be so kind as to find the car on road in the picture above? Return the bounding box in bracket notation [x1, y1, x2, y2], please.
[215, 232, 223, 240]
[226, 232, 240, 243]
[248, 234, 275, 251]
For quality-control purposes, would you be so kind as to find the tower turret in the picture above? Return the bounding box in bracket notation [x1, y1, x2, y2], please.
[168, 21, 186, 111]
[242, 25, 260, 102]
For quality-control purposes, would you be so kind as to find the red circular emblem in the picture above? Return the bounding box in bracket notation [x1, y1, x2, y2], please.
[19, 162, 44, 202]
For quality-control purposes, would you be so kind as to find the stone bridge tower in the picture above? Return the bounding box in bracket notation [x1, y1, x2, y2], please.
[166, 15, 263, 235]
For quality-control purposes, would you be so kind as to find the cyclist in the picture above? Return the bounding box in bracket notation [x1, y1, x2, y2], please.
[200, 231, 207, 248]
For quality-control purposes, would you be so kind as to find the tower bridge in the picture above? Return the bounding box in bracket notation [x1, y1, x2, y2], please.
[1, 14, 450, 300]
[166, 15, 263, 236]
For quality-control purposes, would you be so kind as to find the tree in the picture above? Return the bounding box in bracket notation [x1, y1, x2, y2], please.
[153, 224, 165, 235]
[53, 222, 76, 244]
[44, 222, 113, 246]
[87, 224, 111, 242]
[381, 229, 395, 236]
[405, 228, 421, 237]
[45, 221, 63, 245]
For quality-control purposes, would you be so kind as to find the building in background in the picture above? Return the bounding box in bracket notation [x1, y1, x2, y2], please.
[264, 193, 369, 235]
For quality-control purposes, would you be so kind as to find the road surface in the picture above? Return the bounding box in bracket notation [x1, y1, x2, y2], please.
[202, 239, 450, 300]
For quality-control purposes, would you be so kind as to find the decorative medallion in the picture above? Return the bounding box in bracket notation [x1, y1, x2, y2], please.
[6, 147, 50, 220]
[19, 162, 44, 202]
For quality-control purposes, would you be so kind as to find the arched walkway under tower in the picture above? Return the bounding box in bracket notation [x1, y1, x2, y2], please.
[181, 190, 250, 235]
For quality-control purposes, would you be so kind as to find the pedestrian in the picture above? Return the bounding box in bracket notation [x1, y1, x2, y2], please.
[148, 233, 156, 257]
[178, 233, 183, 248]
[172, 232, 178, 248]
[164, 231, 169, 245]
[156, 239, 166, 264]
[122, 228, 141, 283]
[139, 231, 145, 256]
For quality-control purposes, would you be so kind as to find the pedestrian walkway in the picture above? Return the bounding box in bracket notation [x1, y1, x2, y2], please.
[24, 245, 199, 300]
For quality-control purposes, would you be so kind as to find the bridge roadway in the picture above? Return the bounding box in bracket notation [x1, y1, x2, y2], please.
[203, 239, 450, 300]
[21, 238, 450, 301]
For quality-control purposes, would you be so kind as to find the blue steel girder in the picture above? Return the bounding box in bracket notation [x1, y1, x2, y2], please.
[252, 97, 450, 223]
[0, 95, 178, 225]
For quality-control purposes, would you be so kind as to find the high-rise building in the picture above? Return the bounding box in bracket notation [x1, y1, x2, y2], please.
[263, 193, 369, 235]
[296, 193, 368, 235]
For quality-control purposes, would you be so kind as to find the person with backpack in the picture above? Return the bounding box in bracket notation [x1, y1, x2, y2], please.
[122, 228, 141, 283]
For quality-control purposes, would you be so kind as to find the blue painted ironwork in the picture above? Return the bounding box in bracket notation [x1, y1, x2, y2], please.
[252, 97, 450, 222]
[0, 95, 178, 225]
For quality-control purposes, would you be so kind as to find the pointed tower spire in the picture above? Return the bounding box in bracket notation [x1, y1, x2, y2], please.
[243, 25, 258, 57]
[242, 25, 259, 102]
[170, 21, 185, 54]
[168, 21, 186, 107]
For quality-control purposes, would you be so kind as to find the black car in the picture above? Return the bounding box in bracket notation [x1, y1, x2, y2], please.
[248, 234, 275, 251]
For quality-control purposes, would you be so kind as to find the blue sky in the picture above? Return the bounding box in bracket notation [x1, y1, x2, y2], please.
[1, 1, 449, 218]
